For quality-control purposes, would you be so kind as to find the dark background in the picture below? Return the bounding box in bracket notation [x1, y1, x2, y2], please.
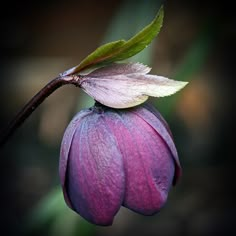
[0, 0, 235, 236]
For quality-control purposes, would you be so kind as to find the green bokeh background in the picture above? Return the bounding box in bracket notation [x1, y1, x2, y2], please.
[0, 0, 234, 235]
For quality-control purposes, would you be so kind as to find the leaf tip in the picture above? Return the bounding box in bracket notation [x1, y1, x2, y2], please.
[170, 80, 189, 95]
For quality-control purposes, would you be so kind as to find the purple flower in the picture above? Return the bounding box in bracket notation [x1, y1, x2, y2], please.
[59, 102, 181, 226]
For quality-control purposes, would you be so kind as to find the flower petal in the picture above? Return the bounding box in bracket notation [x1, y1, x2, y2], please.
[59, 109, 92, 206]
[132, 105, 181, 184]
[65, 113, 125, 225]
[104, 109, 175, 215]
[143, 102, 174, 138]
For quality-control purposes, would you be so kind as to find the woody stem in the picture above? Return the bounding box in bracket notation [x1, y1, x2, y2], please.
[0, 75, 80, 146]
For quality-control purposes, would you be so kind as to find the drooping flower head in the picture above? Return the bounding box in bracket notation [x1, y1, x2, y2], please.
[60, 102, 181, 225]
[59, 7, 188, 226]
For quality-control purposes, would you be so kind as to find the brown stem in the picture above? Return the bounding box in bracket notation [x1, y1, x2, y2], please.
[0, 75, 79, 147]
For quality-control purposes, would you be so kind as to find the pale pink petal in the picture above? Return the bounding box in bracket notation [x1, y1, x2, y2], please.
[88, 62, 151, 77]
[80, 69, 187, 108]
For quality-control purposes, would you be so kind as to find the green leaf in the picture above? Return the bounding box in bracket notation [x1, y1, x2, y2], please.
[62, 6, 164, 76]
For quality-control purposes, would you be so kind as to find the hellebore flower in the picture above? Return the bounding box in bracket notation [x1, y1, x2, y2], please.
[59, 102, 181, 226]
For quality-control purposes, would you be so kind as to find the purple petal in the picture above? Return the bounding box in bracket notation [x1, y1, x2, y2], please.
[59, 109, 92, 206]
[143, 103, 174, 138]
[66, 113, 125, 225]
[131, 105, 182, 184]
[105, 110, 174, 215]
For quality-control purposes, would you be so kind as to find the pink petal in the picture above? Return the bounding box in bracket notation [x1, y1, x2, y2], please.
[105, 109, 175, 215]
[131, 105, 182, 184]
[143, 103, 174, 138]
[80, 76, 149, 108]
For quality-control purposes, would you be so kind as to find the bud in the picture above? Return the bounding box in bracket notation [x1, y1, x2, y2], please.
[59, 102, 181, 226]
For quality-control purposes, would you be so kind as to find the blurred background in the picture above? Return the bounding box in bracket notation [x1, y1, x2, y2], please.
[0, 0, 235, 235]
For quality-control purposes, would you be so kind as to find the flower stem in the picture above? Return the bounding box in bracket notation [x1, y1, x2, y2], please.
[0, 75, 79, 146]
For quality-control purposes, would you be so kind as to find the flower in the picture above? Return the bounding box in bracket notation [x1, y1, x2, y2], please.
[59, 102, 181, 226]
[77, 63, 188, 109]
